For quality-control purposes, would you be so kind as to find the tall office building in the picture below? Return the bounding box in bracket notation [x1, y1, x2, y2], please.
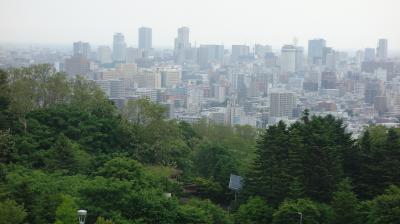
[198, 45, 224, 67]
[254, 44, 272, 59]
[73, 41, 90, 58]
[231, 45, 250, 62]
[280, 45, 297, 73]
[175, 27, 190, 49]
[96, 79, 125, 99]
[158, 66, 182, 88]
[270, 91, 296, 118]
[174, 27, 191, 64]
[295, 46, 304, 72]
[126, 47, 140, 63]
[308, 39, 326, 65]
[65, 56, 90, 77]
[97, 46, 112, 64]
[321, 71, 337, 89]
[113, 33, 127, 62]
[135, 69, 161, 89]
[364, 48, 376, 61]
[138, 27, 152, 50]
[325, 51, 336, 71]
[377, 39, 388, 60]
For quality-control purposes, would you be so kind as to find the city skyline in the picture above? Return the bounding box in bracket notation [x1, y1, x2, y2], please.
[1, 0, 400, 51]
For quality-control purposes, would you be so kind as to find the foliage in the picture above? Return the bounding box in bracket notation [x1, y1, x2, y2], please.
[272, 199, 331, 224]
[184, 199, 233, 224]
[95, 216, 114, 224]
[349, 127, 400, 199]
[235, 197, 274, 224]
[192, 141, 238, 203]
[55, 194, 78, 224]
[0, 130, 16, 164]
[331, 179, 361, 224]
[0, 199, 27, 224]
[368, 185, 400, 224]
[246, 113, 353, 205]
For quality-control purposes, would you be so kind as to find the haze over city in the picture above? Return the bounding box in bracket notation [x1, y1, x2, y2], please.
[1, 0, 400, 52]
[2, 0, 400, 224]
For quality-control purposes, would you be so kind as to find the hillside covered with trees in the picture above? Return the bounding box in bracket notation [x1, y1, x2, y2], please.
[0, 64, 399, 224]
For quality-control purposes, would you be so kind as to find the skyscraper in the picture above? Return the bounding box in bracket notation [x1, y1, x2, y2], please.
[175, 27, 190, 49]
[113, 33, 127, 62]
[364, 48, 376, 61]
[65, 56, 90, 77]
[308, 38, 326, 65]
[280, 45, 296, 73]
[254, 44, 272, 59]
[295, 46, 304, 72]
[125, 47, 140, 63]
[231, 45, 250, 62]
[270, 90, 296, 118]
[138, 27, 152, 50]
[198, 45, 224, 67]
[97, 46, 112, 64]
[73, 41, 90, 58]
[174, 27, 191, 64]
[377, 39, 388, 60]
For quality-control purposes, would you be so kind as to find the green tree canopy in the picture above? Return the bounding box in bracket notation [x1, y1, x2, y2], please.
[54, 194, 78, 224]
[0, 199, 27, 224]
[235, 197, 274, 224]
[368, 185, 400, 224]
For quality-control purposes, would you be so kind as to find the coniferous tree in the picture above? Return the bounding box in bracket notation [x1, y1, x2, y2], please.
[331, 179, 361, 224]
[245, 121, 291, 205]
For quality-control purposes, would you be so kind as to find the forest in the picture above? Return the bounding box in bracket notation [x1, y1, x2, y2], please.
[0, 64, 399, 224]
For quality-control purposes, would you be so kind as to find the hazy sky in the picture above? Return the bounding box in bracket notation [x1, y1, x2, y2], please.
[1, 0, 399, 50]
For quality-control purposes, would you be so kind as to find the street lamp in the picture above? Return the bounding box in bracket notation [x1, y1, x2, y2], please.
[77, 209, 87, 224]
[297, 212, 303, 224]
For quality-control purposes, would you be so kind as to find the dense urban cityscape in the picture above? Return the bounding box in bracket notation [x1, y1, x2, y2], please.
[1, 28, 399, 137]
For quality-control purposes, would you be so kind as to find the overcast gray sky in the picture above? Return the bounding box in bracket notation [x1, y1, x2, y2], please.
[0, 0, 399, 50]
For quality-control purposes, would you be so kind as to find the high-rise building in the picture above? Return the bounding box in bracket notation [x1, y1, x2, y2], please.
[97, 46, 112, 64]
[231, 45, 250, 62]
[308, 38, 326, 65]
[175, 27, 190, 49]
[295, 46, 304, 72]
[365, 80, 384, 104]
[73, 41, 90, 58]
[325, 51, 336, 71]
[96, 79, 125, 99]
[377, 39, 388, 60]
[270, 90, 296, 118]
[198, 45, 224, 67]
[174, 27, 191, 64]
[364, 48, 376, 61]
[280, 45, 297, 73]
[138, 27, 152, 50]
[254, 44, 272, 59]
[109, 79, 125, 99]
[322, 47, 333, 65]
[158, 66, 181, 88]
[321, 71, 337, 89]
[135, 69, 161, 89]
[65, 56, 90, 77]
[113, 33, 127, 62]
[374, 96, 388, 114]
[126, 47, 140, 63]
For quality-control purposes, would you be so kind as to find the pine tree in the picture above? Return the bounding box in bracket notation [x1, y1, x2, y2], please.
[331, 179, 361, 224]
[245, 121, 292, 205]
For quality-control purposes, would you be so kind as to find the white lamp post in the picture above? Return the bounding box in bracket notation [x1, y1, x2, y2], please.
[77, 209, 87, 224]
[297, 212, 303, 224]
